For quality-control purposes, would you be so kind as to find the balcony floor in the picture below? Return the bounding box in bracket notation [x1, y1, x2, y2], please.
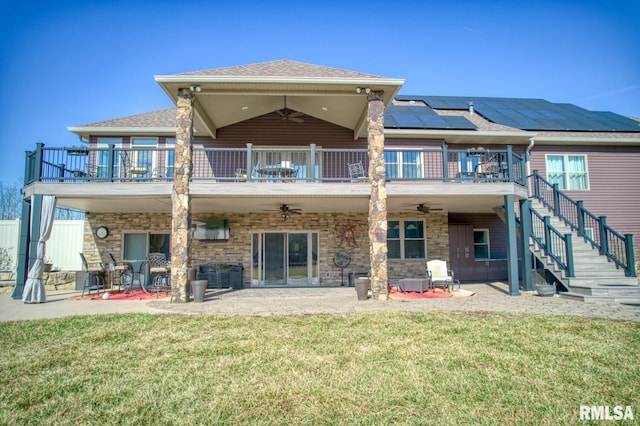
[25, 181, 528, 214]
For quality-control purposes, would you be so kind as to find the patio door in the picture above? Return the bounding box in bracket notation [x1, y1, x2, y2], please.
[252, 232, 318, 286]
[122, 232, 170, 288]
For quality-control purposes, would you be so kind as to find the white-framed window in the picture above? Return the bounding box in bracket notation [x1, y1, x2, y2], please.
[545, 154, 589, 190]
[165, 138, 176, 178]
[96, 137, 122, 178]
[388, 220, 425, 259]
[473, 229, 490, 260]
[130, 138, 157, 177]
[385, 151, 423, 179]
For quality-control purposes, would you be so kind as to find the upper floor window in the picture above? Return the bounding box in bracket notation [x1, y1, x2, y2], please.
[130, 137, 157, 169]
[165, 138, 176, 178]
[95, 138, 122, 178]
[388, 220, 425, 259]
[385, 151, 423, 179]
[545, 154, 589, 190]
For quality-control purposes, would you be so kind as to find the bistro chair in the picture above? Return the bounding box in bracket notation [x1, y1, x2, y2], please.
[108, 253, 131, 292]
[145, 252, 171, 296]
[347, 161, 366, 181]
[79, 253, 105, 297]
[426, 259, 460, 292]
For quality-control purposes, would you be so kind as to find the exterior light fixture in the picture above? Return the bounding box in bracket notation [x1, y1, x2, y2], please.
[189, 85, 202, 92]
[355, 87, 371, 94]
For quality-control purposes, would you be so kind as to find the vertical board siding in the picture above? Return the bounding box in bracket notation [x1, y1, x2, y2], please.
[0, 219, 20, 270]
[530, 145, 640, 260]
[0, 220, 84, 271]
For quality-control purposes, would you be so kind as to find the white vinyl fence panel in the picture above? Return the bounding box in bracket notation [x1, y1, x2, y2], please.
[0, 219, 20, 271]
[0, 219, 84, 271]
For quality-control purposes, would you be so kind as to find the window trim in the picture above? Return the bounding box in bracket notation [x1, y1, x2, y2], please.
[545, 154, 590, 191]
[473, 228, 490, 260]
[384, 150, 424, 179]
[387, 219, 426, 259]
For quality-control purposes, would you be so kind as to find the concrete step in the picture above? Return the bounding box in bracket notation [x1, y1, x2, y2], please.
[559, 291, 640, 304]
[567, 284, 640, 296]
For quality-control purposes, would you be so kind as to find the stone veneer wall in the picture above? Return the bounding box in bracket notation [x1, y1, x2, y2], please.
[84, 211, 449, 287]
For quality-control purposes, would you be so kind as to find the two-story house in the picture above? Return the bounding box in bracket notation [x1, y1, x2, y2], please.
[14, 60, 640, 303]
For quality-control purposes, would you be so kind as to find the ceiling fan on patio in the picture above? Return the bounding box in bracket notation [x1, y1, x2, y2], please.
[416, 203, 443, 213]
[275, 96, 304, 123]
[279, 204, 302, 221]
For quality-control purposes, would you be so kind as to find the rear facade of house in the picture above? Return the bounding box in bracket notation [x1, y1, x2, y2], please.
[14, 60, 640, 302]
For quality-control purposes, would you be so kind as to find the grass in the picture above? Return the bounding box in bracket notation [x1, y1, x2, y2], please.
[0, 312, 638, 425]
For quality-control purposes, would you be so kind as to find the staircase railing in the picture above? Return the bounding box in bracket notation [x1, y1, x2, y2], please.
[532, 170, 636, 277]
[529, 206, 575, 278]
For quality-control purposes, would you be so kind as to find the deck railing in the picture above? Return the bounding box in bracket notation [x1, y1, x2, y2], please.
[25, 143, 526, 186]
[532, 170, 635, 277]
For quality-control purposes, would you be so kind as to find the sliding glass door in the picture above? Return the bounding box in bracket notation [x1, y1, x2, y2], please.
[252, 231, 318, 286]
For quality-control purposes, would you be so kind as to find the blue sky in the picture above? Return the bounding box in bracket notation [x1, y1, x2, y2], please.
[0, 0, 638, 183]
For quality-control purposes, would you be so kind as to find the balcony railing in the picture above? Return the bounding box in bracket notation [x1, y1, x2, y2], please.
[25, 143, 526, 186]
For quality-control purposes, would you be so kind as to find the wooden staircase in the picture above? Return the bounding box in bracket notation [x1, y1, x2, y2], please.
[529, 200, 640, 304]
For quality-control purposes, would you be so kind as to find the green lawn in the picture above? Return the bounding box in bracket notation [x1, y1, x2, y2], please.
[1, 312, 638, 425]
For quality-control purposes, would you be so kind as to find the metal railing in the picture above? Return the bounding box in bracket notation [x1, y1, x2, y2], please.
[25, 143, 527, 186]
[529, 206, 575, 277]
[532, 170, 635, 277]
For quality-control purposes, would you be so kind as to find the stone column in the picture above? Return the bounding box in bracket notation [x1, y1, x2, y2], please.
[170, 89, 194, 303]
[367, 91, 388, 300]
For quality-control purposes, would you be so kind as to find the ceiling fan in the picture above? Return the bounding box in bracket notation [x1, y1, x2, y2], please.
[279, 204, 302, 220]
[275, 96, 304, 123]
[416, 203, 444, 213]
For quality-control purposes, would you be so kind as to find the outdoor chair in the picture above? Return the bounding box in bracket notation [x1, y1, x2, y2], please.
[108, 253, 131, 292]
[234, 168, 247, 181]
[79, 253, 105, 297]
[426, 259, 460, 292]
[347, 161, 367, 181]
[145, 252, 171, 296]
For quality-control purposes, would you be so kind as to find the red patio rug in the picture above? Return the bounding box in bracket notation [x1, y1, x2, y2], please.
[388, 286, 476, 300]
[67, 290, 170, 301]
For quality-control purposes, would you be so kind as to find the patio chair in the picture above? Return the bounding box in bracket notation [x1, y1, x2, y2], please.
[426, 259, 460, 292]
[348, 161, 366, 181]
[79, 253, 105, 297]
[108, 253, 131, 292]
[234, 168, 247, 181]
[145, 252, 171, 296]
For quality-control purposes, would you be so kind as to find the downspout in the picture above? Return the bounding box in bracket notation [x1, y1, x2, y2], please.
[525, 137, 535, 197]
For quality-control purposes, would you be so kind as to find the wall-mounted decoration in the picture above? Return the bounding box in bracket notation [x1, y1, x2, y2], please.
[96, 226, 109, 239]
[335, 221, 359, 248]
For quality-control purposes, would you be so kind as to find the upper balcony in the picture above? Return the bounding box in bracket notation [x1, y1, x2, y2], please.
[25, 143, 526, 186]
[22, 143, 528, 214]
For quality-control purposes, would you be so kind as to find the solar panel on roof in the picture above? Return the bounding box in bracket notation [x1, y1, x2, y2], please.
[393, 95, 639, 131]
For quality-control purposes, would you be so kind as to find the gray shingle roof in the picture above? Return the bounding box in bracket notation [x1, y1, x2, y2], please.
[171, 59, 387, 80]
[78, 108, 176, 128]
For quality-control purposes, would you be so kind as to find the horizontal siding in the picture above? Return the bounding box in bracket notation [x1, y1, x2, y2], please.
[212, 113, 362, 148]
[530, 145, 640, 260]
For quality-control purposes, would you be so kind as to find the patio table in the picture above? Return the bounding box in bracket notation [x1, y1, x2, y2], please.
[397, 278, 430, 293]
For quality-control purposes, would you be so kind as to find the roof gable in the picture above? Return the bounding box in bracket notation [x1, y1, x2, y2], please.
[170, 59, 387, 80]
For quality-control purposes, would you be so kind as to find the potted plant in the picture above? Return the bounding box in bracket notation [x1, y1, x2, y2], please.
[535, 282, 556, 297]
[43, 258, 54, 273]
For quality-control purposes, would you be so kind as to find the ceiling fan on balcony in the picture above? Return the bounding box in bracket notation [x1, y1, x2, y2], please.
[275, 96, 304, 123]
[416, 203, 444, 213]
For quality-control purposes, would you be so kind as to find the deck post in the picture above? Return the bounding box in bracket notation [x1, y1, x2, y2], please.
[519, 199, 534, 291]
[367, 90, 388, 300]
[504, 194, 520, 296]
[170, 88, 194, 303]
